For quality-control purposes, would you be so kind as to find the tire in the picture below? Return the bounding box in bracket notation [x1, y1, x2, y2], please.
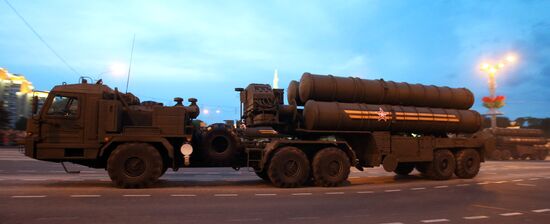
[394, 163, 415, 176]
[198, 123, 243, 166]
[312, 147, 351, 187]
[268, 147, 310, 188]
[539, 150, 549, 160]
[454, 149, 481, 179]
[490, 150, 502, 160]
[107, 143, 163, 188]
[501, 150, 512, 160]
[424, 149, 456, 180]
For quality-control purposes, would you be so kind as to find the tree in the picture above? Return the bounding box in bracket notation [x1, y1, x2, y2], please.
[0, 101, 9, 130]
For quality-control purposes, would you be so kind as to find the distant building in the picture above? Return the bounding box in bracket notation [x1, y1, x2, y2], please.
[0, 68, 48, 128]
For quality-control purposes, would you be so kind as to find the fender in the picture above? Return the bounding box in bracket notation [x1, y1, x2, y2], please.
[99, 136, 175, 167]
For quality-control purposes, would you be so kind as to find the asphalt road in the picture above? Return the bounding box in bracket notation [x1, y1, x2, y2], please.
[1, 147, 549, 224]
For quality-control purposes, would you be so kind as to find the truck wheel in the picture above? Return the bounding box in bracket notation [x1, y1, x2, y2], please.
[490, 150, 502, 160]
[312, 147, 350, 187]
[454, 149, 481, 179]
[268, 147, 310, 188]
[424, 149, 456, 180]
[394, 163, 415, 176]
[107, 143, 163, 188]
[199, 123, 243, 166]
[501, 150, 512, 160]
[539, 150, 548, 160]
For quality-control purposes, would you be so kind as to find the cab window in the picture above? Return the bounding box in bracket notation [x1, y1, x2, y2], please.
[46, 95, 79, 117]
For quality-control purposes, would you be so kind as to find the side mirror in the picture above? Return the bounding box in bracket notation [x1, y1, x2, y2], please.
[31, 96, 38, 115]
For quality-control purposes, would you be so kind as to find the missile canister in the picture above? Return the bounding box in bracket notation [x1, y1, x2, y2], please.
[303, 101, 482, 134]
[496, 136, 547, 145]
[492, 128, 544, 137]
[298, 73, 474, 109]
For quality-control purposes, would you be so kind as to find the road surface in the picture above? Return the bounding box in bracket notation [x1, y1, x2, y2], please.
[1, 147, 549, 224]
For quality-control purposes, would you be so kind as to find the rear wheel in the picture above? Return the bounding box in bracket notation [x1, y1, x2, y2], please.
[501, 150, 512, 160]
[394, 163, 415, 176]
[107, 143, 163, 188]
[424, 149, 456, 180]
[312, 147, 350, 187]
[490, 150, 502, 160]
[539, 150, 549, 160]
[454, 149, 481, 179]
[268, 147, 310, 188]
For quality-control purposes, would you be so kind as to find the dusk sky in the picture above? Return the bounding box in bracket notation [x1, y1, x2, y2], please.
[1, 0, 549, 123]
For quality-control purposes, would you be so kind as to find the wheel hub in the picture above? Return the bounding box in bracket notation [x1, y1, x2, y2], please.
[328, 160, 342, 176]
[124, 157, 146, 177]
[283, 160, 300, 177]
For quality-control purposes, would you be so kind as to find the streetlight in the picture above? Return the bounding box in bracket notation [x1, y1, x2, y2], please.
[479, 53, 518, 129]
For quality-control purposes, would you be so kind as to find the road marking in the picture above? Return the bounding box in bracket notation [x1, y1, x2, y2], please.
[532, 209, 550, 213]
[463, 216, 489, 220]
[214, 194, 238, 197]
[516, 183, 536, 187]
[170, 194, 196, 197]
[379, 222, 404, 224]
[529, 178, 540, 180]
[477, 182, 489, 185]
[512, 179, 524, 182]
[456, 184, 470, 187]
[292, 193, 312, 196]
[206, 172, 220, 175]
[21, 178, 47, 181]
[410, 187, 426, 190]
[325, 192, 345, 195]
[493, 181, 508, 184]
[421, 218, 449, 223]
[254, 193, 276, 196]
[70, 195, 100, 198]
[356, 191, 374, 194]
[12, 195, 47, 198]
[228, 218, 262, 222]
[500, 212, 522, 216]
[384, 189, 401, 192]
[288, 216, 319, 220]
[123, 194, 151, 197]
[434, 185, 448, 189]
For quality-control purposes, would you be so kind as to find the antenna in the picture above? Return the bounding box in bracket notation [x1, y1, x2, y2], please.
[273, 69, 279, 89]
[125, 34, 136, 93]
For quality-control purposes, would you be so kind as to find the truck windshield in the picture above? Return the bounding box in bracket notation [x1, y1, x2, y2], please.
[47, 95, 79, 117]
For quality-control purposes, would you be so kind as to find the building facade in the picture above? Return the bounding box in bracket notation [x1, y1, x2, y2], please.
[0, 68, 48, 128]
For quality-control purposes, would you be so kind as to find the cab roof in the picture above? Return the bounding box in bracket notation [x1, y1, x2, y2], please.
[51, 83, 114, 95]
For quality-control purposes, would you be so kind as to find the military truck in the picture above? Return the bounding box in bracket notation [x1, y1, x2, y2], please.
[478, 128, 548, 160]
[24, 73, 490, 188]
[24, 79, 204, 188]
[234, 73, 490, 187]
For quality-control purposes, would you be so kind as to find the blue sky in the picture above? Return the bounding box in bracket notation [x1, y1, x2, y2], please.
[1, 0, 549, 123]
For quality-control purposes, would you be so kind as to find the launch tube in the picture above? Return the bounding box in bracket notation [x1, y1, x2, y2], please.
[298, 73, 474, 109]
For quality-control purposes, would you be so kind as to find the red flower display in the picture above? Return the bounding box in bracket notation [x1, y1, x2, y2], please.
[482, 95, 505, 109]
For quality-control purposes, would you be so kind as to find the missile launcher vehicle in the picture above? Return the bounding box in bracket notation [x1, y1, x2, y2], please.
[478, 128, 548, 160]
[24, 73, 490, 188]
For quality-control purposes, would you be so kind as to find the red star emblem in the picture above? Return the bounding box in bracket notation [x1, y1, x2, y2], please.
[377, 107, 389, 122]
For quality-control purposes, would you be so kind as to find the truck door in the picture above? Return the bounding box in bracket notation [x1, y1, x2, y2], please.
[38, 94, 85, 150]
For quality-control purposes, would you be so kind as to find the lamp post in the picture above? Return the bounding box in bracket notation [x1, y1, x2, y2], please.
[480, 54, 517, 129]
